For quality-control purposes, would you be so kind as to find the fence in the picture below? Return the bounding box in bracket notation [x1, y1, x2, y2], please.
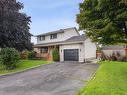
[102, 50, 126, 57]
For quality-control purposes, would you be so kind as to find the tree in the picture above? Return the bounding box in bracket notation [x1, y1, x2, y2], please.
[0, 0, 32, 51]
[77, 0, 127, 45]
[120, 0, 127, 4]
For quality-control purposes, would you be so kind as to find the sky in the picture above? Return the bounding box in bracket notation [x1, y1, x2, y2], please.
[18, 0, 83, 44]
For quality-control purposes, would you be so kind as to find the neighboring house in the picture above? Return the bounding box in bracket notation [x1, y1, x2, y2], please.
[102, 45, 126, 56]
[33, 27, 97, 63]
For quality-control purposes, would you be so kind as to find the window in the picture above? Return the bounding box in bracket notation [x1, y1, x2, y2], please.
[39, 36, 45, 41]
[50, 34, 57, 39]
[40, 47, 48, 53]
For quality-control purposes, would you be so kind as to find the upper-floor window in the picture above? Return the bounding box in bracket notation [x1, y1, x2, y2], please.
[50, 34, 57, 39]
[39, 36, 45, 41]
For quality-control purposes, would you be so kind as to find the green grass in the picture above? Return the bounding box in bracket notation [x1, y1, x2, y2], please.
[0, 60, 51, 75]
[76, 61, 127, 95]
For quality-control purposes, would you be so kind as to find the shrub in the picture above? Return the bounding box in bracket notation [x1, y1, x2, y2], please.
[28, 51, 36, 60]
[101, 52, 127, 62]
[52, 48, 59, 61]
[0, 48, 20, 70]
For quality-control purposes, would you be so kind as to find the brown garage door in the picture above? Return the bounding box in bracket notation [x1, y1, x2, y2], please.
[64, 49, 79, 61]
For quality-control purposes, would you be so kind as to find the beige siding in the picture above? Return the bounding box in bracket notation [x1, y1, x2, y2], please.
[37, 28, 79, 44]
[84, 38, 97, 59]
[34, 48, 40, 53]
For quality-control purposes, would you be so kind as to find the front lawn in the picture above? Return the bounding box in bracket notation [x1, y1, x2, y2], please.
[0, 60, 51, 75]
[77, 61, 127, 95]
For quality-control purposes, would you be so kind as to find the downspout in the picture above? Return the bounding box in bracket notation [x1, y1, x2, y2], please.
[84, 40, 86, 63]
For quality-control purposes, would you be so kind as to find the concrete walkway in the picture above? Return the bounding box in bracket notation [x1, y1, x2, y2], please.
[0, 62, 99, 95]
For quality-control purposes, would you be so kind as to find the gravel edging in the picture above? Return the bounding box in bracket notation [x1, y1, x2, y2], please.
[0, 63, 53, 78]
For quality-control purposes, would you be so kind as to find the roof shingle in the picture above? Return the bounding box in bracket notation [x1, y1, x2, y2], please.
[36, 27, 77, 37]
[64, 35, 87, 42]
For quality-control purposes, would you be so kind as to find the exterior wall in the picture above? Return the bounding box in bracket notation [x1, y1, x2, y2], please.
[37, 28, 79, 44]
[102, 50, 126, 56]
[63, 28, 79, 41]
[84, 38, 97, 60]
[34, 48, 40, 53]
[59, 44, 85, 62]
[37, 32, 64, 44]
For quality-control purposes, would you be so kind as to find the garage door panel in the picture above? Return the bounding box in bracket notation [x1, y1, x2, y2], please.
[64, 49, 79, 61]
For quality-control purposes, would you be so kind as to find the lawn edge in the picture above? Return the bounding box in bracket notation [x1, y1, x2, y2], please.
[0, 62, 52, 78]
[75, 63, 100, 95]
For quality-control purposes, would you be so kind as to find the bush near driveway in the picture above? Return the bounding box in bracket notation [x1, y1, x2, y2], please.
[28, 51, 36, 60]
[101, 52, 127, 62]
[0, 48, 20, 70]
[52, 48, 59, 61]
[76, 61, 127, 95]
[20, 50, 36, 60]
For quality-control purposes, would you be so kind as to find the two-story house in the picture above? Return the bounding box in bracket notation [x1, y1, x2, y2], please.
[33, 27, 97, 63]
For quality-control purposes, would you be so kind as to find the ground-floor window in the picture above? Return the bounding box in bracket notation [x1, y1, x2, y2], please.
[40, 47, 48, 53]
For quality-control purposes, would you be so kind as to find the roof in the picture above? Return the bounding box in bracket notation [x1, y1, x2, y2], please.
[64, 35, 87, 42]
[33, 35, 87, 47]
[36, 27, 78, 37]
[33, 41, 84, 47]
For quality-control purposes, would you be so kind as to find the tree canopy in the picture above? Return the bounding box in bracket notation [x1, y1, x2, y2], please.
[0, 0, 32, 51]
[77, 0, 127, 45]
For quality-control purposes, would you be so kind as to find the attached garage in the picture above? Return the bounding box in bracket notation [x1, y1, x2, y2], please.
[64, 49, 79, 61]
[59, 37, 97, 63]
[60, 44, 84, 62]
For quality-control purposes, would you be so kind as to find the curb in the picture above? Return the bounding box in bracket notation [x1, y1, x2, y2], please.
[0, 63, 52, 78]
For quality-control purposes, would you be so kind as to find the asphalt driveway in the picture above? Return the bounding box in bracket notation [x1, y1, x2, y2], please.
[0, 62, 99, 95]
